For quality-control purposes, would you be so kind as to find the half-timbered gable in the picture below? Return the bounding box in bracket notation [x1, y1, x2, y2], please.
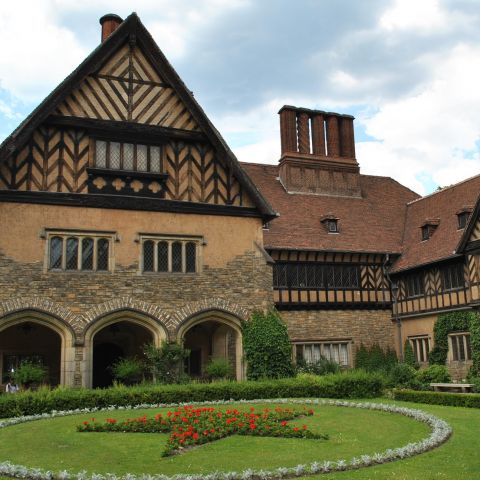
[0, 13, 268, 214]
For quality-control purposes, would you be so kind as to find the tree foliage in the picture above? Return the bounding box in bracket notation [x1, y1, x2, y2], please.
[403, 340, 418, 369]
[354, 343, 397, 372]
[143, 341, 190, 384]
[242, 310, 294, 380]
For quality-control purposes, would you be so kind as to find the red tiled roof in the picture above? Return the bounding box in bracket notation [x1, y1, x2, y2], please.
[241, 162, 419, 253]
[391, 174, 480, 272]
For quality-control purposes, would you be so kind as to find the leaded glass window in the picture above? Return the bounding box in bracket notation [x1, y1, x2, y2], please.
[186, 242, 196, 273]
[66, 238, 78, 270]
[157, 242, 169, 272]
[49, 236, 63, 269]
[81, 238, 94, 270]
[94, 140, 163, 173]
[143, 241, 154, 272]
[172, 242, 182, 273]
[97, 239, 109, 271]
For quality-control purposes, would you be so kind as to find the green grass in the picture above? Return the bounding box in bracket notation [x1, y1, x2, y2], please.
[0, 402, 428, 476]
[0, 400, 478, 479]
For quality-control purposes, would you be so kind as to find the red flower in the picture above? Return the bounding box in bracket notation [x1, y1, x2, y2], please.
[250, 424, 257, 430]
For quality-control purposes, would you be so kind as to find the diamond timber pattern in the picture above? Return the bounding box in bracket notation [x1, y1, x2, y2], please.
[470, 218, 480, 242]
[55, 45, 200, 131]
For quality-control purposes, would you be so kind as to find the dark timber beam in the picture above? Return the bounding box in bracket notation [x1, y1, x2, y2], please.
[46, 115, 207, 144]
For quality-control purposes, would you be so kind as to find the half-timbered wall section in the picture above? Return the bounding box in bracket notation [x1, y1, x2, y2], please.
[394, 259, 470, 317]
[0, 129, 249, 206]
[269, 250, 390, 309]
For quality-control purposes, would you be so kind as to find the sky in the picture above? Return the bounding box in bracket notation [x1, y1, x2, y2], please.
[1, 0, 480, 195]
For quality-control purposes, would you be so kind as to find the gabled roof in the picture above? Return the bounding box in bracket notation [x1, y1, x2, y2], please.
[0, 12, 275, 219]
[391, 173, 480, 272]
[241, 162, 419, 253]
[457, 191, 480, 253]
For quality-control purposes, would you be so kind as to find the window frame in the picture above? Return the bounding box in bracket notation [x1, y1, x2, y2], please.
[440, 262, 465, 292]
[457, 212, 470, 230]
[92, 138, 165, 174]
[408, 335, 431, 364]
[404, 272, 425, 298]
[44, 229, 116, 273]
[448, 332, 472, 362]
[138, 234, 203, 275]
[293, 340, 351, 367]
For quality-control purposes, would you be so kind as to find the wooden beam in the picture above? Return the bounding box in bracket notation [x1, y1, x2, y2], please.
[46, 115, 207, 144]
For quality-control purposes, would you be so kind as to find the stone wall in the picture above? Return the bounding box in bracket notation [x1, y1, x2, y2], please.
[280, 309, 395, 365]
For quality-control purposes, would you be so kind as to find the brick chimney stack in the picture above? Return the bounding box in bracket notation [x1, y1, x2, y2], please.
[278, 106, 361, 197]
[100, 14, 123, 43]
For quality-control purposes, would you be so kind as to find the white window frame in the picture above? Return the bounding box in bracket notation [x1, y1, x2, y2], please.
[44, 229, 116, 273]
[448, 332, 472, 362]
[293, 340, 351, 367]
[408, 335, 431, 364]
[138, 234, 203, 274]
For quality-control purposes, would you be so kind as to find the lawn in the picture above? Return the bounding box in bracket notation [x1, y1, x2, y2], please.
[0, 399, 478, 479]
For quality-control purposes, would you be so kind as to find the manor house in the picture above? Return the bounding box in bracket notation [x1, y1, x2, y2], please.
[0, 13, 478, 387]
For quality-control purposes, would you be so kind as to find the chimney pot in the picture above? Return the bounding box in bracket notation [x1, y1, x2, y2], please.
[99, 14, 123, 43]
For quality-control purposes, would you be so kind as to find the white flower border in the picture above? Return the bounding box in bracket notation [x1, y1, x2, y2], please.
[0, 398, 452, 480]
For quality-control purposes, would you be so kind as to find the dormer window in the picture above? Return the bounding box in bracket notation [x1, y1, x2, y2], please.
[320, 214, 339, 234]
[456, 207, 472, 229]
[327, 220, 338, 233]
[421, 219, 439, 241]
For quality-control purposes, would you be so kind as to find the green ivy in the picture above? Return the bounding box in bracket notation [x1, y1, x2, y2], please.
[429, 311, 480, 375]
[242, 310, 295, 380]
[354, 343, 397, 372]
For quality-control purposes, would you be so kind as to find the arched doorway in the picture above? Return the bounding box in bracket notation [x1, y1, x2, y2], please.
[0, 321, 62, 386]
[178, 311, 244, 380]
[91, 320, 154, 388]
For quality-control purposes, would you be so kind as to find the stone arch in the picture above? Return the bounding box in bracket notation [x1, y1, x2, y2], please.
[177, 309, 245, 380]
[83, 307, 169, 388]
[0, 297, 83, 332]
[0, 309, 76, 386]
[171, 298, 249, 329]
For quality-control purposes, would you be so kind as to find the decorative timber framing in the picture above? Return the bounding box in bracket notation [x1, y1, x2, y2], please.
[392, 257, 470, 317]
[0, 13, 276, 220]
[268, 249, 391, 309]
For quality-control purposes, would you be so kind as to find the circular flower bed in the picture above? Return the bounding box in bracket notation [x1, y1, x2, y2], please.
[0, 399, 452, 480]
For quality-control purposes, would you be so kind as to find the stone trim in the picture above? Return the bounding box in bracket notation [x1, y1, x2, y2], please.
[0, 297, 83, 331]
[80, 296, 172, 330]
[171, 298, 250, 328]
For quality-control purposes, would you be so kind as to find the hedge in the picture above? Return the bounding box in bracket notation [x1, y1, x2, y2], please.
[0, 371, 383, 418]
[393, 388, 480, 408]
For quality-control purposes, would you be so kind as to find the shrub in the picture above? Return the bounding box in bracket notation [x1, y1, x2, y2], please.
[205, 358, 233, 380]
[242, 310, 294, 380]
[387, 363, 419, 389]
[0, 370, 384, 418]
[12, 361, 47, 389]
[295, 356, 340, 376]
[403, 341, 418, 369]
[416, 365, 451, 386]
[355, 343, 397, 372]
[111, 357, 144, 386]
[143, 341, 190, 384]
[393, 389, 480, 408]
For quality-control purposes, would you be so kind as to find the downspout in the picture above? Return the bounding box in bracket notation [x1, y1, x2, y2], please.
[383, 254, 403, 361]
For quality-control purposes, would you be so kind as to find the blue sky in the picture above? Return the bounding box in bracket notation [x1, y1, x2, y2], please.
[1, 0, 480, 194]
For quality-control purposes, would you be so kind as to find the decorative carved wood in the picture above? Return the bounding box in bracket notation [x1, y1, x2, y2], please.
[55, 44, 200, 131]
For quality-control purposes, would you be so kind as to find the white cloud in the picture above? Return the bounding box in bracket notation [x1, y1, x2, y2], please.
[357, 43, 480, 193]
[0, 1, 87, 102]
[379, 0, 447, 32]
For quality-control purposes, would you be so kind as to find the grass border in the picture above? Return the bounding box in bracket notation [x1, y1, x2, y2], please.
[0, 399, 452, 480]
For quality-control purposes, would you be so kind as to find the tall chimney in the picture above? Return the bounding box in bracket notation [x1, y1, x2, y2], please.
[277, 106, 360, 197]
[99, 14, 123, 43]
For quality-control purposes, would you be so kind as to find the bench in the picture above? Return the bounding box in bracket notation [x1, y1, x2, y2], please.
[430, 383, 475, 393]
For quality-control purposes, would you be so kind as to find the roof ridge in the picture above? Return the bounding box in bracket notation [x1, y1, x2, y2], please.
[407, 172, 480, 205]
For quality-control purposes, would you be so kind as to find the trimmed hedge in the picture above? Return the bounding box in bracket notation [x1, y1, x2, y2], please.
[393, 388, 480, 408]
[0, 371, 383, 418]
